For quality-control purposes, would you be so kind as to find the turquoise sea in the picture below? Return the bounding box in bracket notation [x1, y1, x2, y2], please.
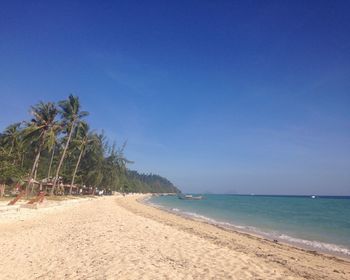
[148, 194, 350, 257]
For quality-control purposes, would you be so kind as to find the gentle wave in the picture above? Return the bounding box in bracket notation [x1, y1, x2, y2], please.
[278, 235, 350, 256]
[165, 206, 350, 257]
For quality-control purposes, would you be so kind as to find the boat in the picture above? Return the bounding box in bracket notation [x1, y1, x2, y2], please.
[178, 194, 203, 200]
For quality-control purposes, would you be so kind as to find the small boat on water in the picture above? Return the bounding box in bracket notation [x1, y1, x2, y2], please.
[178, 194, 203, 200]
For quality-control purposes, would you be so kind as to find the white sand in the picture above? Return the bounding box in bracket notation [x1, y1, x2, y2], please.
[0, 195, 349, 279]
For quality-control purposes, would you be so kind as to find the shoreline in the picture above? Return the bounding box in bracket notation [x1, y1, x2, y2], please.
[120, 194, 350, 279]
[141, 195, 350, 260]
[1, 194, 349, 279]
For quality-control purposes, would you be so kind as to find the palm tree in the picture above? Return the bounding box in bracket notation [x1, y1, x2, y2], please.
[16, 136, 27, 167]
[116, 141, 133, 169]
[69, 122, 95, 194]
[0, 123, 27, 166]
[115, 141, 133, 190]
[47, 138, 57, 179]
[78, 132, 105, 190]
[1, 123, 22, 155]
[23, 102, 59, 194]
[100, 140, 133, 192]
[51, 95, 88, 195]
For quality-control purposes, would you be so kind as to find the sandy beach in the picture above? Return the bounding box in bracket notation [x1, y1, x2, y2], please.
[1, 195, 349, 280]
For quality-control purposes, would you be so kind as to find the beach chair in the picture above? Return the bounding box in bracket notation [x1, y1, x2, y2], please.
[8, 190, 26, 205]
[27, 191, 46, 205]
[38, 192, 46, 203]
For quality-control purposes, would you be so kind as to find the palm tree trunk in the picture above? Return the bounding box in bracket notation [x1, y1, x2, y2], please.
[26, 135, 45, 196]
[69, 144, 84, 195]
[34, 158, 39, 181]
[9, 141, 14, 155]
[21, 153, 25, 167]
[47, 144, 55, 179]
[31, 158, 40, 195]
[51, 123, 75, 195]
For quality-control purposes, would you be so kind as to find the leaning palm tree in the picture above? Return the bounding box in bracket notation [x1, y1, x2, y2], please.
[78, 132, 105, 190]
[51, 95, 88, 195]
[69, 122, 96, 194]
[47, 136, 58, 179]
[23, 102, 59, 194]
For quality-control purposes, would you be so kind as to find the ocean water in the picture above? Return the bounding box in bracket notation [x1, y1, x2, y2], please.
[149, 194, 350, 257]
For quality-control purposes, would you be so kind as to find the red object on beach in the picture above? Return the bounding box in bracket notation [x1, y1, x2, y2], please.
[8, 190, 26, 205]
[27, 191, 46, 205]
[38, 192, 46, 203]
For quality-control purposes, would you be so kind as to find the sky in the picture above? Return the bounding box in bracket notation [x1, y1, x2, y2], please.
[1, 0, 349, 195]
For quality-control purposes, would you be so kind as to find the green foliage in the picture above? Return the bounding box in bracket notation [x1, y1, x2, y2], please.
[0, 95, 180, 194]
[58, 94, 89, 124]
[1, 122, 22, 155]
[0, 149, 26, 184]
[121, 171, 180, 193]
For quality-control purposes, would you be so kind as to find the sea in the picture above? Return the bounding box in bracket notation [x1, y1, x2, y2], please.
[148, 194, 350, 257]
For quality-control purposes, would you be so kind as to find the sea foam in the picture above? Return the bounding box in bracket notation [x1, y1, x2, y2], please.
[151, 201, 350, 257]
[148, 194, 350, 258]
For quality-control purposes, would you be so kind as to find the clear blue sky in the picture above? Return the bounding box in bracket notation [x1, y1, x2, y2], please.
[1, 1, 349, 195]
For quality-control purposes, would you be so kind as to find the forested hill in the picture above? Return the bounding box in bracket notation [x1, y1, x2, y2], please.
[122, 170, 180, 193]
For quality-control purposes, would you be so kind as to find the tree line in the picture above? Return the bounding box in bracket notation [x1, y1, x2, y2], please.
[0, 95, 179, 195]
